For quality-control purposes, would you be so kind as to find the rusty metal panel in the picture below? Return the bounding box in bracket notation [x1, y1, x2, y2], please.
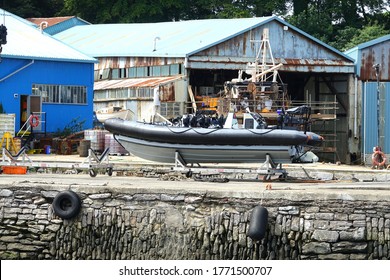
[188, 57, 354, 73]
[160, 83, 175, 102]
[191, 21, 354, 73]
[359, 41, 390, 81]
[95, 57, 185, 70]
[94, 75, 184, 90]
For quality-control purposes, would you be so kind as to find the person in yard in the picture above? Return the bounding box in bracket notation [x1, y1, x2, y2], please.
[151, 86, 161, 122]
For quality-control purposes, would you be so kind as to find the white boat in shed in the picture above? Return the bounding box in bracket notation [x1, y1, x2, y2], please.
[95, 106, 134, 123]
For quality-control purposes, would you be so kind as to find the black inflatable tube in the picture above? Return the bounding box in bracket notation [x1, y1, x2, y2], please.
[104, 119, 317, 146]
[248, 206, 268, 241]
[52, 190, 81, 219]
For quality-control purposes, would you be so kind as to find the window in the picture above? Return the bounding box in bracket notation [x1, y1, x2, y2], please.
[32, 84, 87, 104]
[170, 64, 180, 75]
[112, 69, 120, 79]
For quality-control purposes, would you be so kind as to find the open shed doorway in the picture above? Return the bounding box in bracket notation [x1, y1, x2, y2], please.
[20, 95, 42, 130]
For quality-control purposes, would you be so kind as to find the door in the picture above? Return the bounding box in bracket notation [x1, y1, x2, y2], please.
[29, 95, 42, 131]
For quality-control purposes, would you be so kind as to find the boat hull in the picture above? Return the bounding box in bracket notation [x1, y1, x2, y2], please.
[115, 134, 296, 164]
[105, 119, 314, 146]
[104, 118, 323, 164]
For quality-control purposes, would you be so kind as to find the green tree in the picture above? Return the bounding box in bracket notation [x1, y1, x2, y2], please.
[59, 0, 290, 23]
[334, 23, 388, 51]
[61, 0, 187, 23]
[0, 0, 64, 18]
[285, 0, 389, 50]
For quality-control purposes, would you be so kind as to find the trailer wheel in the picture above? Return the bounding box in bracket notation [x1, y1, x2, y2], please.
[89, 169, 97, 177]
[278, 173, 287, 181]
[52, 190, 81, 219]
[107, 167, 113, 176]
[263, 175, 272, 182]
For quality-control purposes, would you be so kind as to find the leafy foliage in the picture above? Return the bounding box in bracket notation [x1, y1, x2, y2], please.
[330, 23, 389, 51]
[53, 117, 86, 138]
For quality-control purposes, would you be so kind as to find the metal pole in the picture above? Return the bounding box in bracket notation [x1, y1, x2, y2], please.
[374, 64, 380, 149]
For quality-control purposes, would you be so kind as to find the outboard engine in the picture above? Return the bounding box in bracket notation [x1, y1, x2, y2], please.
[243, 112, 267, 129]
[277, 105, 311, 130]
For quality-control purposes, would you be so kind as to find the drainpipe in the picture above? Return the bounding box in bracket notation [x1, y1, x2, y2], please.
[0, 59, 35, 82]
[374, 64, 381, 149]
[363, 81, 367, 164]
[354, 75, 358, 138]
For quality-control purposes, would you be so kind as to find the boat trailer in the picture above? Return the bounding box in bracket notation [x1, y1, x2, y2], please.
[0, 147, 113, 177]
[171, 151, 288, 182]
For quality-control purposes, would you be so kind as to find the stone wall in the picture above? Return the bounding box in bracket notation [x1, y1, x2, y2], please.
[0, 185, 390, 260]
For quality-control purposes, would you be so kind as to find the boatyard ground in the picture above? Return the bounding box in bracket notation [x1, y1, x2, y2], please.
[1, 153, 390, 199]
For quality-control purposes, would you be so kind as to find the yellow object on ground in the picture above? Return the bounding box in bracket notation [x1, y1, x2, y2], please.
[0, 132, 18, 153]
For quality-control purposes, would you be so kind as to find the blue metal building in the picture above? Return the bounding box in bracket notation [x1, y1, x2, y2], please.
[0, 9, 96, 134]
[345, 35, 390, 164]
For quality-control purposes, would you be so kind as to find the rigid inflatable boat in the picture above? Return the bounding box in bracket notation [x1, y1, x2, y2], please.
[104, 107, 323, 165]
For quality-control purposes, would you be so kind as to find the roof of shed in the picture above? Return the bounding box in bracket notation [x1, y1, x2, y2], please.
[26, 16, 74, 28]
[94, 75, 183, 90]
[346, 34, 390, 53]
[0, 9, 96, 63]
[26, 16, 91, 35]
[54, 16, 351, 61]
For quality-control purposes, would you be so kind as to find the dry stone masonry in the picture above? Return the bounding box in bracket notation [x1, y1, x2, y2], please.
[0, 185, 390, 260]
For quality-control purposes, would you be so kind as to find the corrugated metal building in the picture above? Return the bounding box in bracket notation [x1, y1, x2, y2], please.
[0, 9, 96, 134]
[345, 35, 390, 164]
[55, 16, 356, 162]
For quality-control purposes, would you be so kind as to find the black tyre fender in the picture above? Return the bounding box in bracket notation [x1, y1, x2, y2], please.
[247, 206, 268, 241]
[52, 190, 82, 219]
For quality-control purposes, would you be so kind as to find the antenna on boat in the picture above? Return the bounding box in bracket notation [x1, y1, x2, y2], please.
[249, 28, 279, 83]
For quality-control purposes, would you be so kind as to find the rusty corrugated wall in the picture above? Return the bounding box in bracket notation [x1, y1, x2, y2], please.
[359, 40, 390, 81]
[96, 57, 185, 70]
[189, 21, 354, 73]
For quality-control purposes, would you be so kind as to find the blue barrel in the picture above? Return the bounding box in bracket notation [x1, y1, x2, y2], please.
[248, 206, 268, 241]
[44, 145, 51, 154]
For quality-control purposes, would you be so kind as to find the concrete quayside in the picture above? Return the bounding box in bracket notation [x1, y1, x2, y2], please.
[1, 154, 390, 260]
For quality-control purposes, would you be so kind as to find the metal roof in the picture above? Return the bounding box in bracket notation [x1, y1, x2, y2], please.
[54, 16, 351, 61]
[0, 9, 96, 63]
[25, 16, 91, 36]
[94, 75, 183, 90]
[55, 17, 274, 58]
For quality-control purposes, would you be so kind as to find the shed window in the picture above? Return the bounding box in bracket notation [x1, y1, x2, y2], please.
[128, 68, 136, 78]
[94, 91, 106, 100]
[170, 64, 180, 75]
[150, 66, 160, 76]
[112, 69, 120, 79]
[161, 65, 170, 76]
[32, 84, 87, 104]
[136, 67, 147, 77]
[102, 69, 110, 79]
